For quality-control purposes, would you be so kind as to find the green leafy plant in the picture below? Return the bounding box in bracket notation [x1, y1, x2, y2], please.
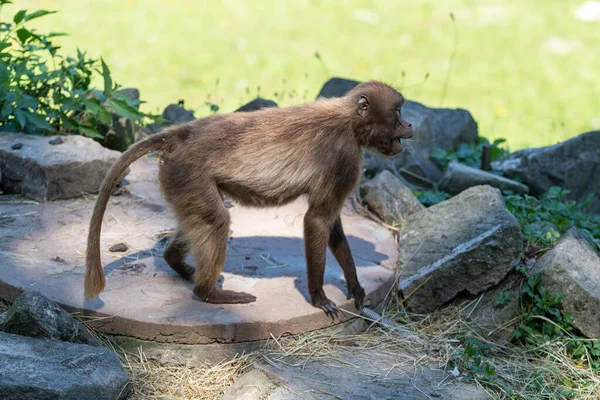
[413, 189, 451, 207]
[431, 137, 509, 171]
[0, 2, 156, 149]
[513, 271, 600, 371]
[505, 186, 599, 253]
[449, 336, 498, 385]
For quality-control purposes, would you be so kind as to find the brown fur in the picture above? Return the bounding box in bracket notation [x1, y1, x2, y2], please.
[84, 81, 413, 316]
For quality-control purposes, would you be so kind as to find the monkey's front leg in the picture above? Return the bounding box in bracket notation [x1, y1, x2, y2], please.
[328, 216, 365, 310]
[304, 208, 339, 318]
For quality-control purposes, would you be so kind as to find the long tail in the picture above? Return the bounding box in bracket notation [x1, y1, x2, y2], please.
[84, 126, 188, 299]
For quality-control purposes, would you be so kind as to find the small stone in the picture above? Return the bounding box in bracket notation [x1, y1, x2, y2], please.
[11, 143, 22, 150]
[49, 136, 64, 145]
[50, 256, 65, 263]
[109, 242, 128, 252]
[221, 369, 276, 400]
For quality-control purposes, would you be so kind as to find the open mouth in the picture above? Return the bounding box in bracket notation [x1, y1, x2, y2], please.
[395, 137, 402, 145]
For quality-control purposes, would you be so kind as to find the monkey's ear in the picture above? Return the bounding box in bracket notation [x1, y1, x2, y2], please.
[357, 96, 369, 117]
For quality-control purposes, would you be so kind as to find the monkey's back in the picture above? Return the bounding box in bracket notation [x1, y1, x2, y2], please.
[159, 101, 361, 208]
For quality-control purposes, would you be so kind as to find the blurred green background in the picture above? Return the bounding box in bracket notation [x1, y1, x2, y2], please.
[17, 0, 600, 150]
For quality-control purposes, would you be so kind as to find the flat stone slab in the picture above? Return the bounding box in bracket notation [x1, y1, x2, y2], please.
[0, 156, 398, 344]
[0, 132, 123, 201]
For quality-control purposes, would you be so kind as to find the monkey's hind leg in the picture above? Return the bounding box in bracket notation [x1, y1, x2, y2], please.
[181, 186, 256, 304]
[163, 229, 195, 280]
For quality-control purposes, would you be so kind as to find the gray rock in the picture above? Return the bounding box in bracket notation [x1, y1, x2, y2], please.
[397, 185, 523, 313]
[262, 349, 491, 400]
[0, 331, 131, 400]
[492, 130, 600, 213]
[402, 100, 478, 158]
[236, 98, 278, 112]
[163, 103, 195, 124]
[530, 227, 600, 338]
[316, 77, 360, 99]
[0, 132, 124, 202]
[467, 270, 524, 344]
[1, 291, 98, 346]
[360, 170, 424, 226]
[116, 87, 140, 101]
[144, 103, 196, 134]
[440, 161, 529, 195]
[221, 369, 277, 400]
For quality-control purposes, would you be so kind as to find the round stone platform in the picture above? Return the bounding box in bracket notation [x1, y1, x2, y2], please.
[0, 156, 398, 344]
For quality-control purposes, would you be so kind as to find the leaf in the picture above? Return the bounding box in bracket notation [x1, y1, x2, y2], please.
[24, 111, 52, 130]
[101, 58, 112, 96]
[108, 98, 142, 120]
[13, 10, 26, 24]
[16, 28, 31, 43]
[78, 125, 104, 139]
[0, 103, 14, 119]
[48, 32, 68, 38]
[83, 98, 102, 114]
[23, 10, 57, 22]
[97, 107, 112, 125]
[14, 109, 27, 128]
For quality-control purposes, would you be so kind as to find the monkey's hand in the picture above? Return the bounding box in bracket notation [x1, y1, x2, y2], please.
[310, 289, 339, 320]
[347, 284, 365, 310]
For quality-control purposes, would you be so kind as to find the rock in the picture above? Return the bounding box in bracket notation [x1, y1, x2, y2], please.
[529, 228, 600, 338]
[491, 130, 600, 213]
[261, 349, 491, 400]
[360, 170, 424, 226]
[316, 77, 360, 99]
[0, 331, 131, 400]
[391, 146, 444, 188]
[49, 136, 64, 145]
[397, 185, 523, 313]
[221, 369, 277, 400]
[467, 271, 524, 345]
[236, 98, 278, 112]
[440, 161, 529, 195]
[163, 103, 195, 124]
[116, 87, 140, 101]
[109, 242, 128, 252]
[11, 143, 22, 150]
[1, 291, 98, 346]
[402, 100, 478, 158]
[0, 132, 124, 201]
[144, 103, 196, 134]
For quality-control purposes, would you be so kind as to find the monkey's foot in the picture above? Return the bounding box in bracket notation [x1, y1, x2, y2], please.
[310, 290, 339, 320]
[198, 288, 257, 304]
[168, 262, 195, 281]
[347, 284, 366, 310]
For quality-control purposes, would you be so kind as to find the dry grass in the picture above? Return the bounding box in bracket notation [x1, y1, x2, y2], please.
[70, 276, 600, 400]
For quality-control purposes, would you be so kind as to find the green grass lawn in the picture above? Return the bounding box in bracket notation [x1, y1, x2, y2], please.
[15, 0, 600, 150]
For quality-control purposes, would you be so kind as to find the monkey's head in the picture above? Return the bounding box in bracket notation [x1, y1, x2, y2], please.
[348, 81, 414, 156]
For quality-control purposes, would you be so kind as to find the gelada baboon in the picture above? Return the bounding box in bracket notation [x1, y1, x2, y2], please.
[85, 81, 413, 317]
